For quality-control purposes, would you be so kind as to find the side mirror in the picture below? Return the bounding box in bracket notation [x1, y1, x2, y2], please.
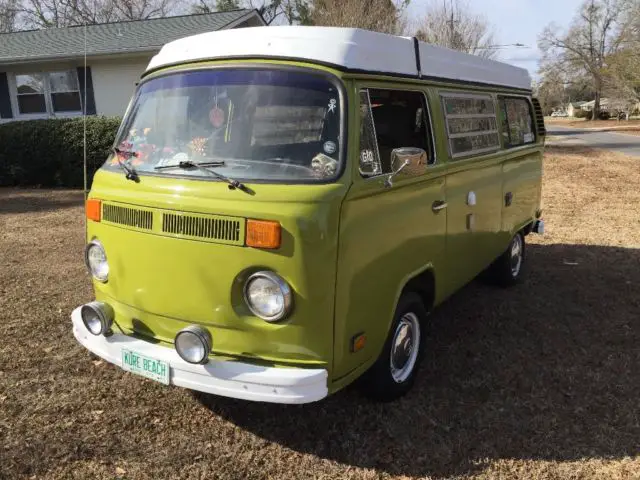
[384, 147, 428, 188]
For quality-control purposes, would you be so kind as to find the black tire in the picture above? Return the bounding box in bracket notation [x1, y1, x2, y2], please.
[486, 232, 526, 287]
[359, 292, 428, 402]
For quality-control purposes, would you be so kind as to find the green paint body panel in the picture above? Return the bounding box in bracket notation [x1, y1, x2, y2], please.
[85, 59, 543, 394]
[90, 170, 346, 369]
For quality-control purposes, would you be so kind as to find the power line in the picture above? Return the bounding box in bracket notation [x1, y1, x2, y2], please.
[477, 43, 528, 50]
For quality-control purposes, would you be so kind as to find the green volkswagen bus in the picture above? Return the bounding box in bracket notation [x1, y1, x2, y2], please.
[73, 26, 545, 404]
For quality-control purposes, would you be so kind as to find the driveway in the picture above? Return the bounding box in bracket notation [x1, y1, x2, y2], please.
[547, 125, 640, 157]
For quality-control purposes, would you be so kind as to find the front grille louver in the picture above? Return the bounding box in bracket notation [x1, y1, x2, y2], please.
[100, 202, 245, 246]
[102, 203, 153, 230]
[162, 213, 242, 243]
[531, 97, 546, 137]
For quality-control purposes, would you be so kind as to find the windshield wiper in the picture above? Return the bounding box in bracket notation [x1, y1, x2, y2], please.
[155, 160, 250, 193]
[155, 160, 225, 170]
[112, 147, 139, 182]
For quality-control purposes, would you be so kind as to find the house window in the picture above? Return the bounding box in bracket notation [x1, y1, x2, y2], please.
[499, 97, 535, 147]
[13, 70, 81, 116]
[15, 74, 47, 114]
[358, 88, 434, 177]
[49, 71, 82, 112]
[441, 92, 500, 159]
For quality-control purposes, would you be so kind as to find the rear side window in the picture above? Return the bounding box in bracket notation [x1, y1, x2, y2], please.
[499, 97, 535, 147]
[441, 92, 500, 159]
[358, 88, 434, 177]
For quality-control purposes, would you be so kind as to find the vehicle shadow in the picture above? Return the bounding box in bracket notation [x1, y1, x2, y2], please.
[545, 143, 640, 157]
[591, 128, 640, 135]
[546, 129, 586, 136]
[197, 242, 640, 478]
[0, 189, 84, 215]
[573, 142, 640, 152]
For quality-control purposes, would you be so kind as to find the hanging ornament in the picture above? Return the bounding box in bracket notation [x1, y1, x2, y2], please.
[209, 107, 225, 128]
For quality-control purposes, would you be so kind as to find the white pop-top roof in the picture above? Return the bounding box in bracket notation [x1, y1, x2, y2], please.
[147, 26, 532, 91]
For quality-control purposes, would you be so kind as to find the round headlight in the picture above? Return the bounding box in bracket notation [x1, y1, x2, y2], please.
[175, 326, 212, 364]
[85, 240, 109, 282]
[244, 271, 292, 322]
[80, 301, 114, 336]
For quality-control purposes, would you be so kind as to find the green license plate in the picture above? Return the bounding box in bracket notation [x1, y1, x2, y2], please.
[121, 349, 170, 385]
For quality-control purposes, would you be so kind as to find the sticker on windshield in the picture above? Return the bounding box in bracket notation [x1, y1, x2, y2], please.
[311, 153, 338, 178]
[323, 141, 337, 155]
[328, 98, 337, 113]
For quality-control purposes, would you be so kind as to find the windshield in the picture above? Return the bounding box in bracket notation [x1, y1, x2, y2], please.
[106, 68, 343, 183]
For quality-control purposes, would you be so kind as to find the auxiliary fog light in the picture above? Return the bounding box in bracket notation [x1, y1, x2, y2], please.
[80, 301, 114, 336]
[175, 326, 212, 364]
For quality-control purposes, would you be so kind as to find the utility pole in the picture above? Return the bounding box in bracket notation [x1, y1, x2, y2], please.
[447, 0, 456, 49]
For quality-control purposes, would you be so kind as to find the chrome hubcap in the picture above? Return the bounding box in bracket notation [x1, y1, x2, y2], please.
[390, 312, 420, 383]
[510, 235, 523, 277]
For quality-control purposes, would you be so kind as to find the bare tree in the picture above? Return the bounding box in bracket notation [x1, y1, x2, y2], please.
[538, 0, 628, 120]
[413, 0, 498, 59]
[309, 0, 408, 34]
[18, 0, 77, 27]
[17, 0, 178, 28]
[191, 0, 309, 24]
[111, 0, 176, 20]
[0, 0, 20, 31]
[247, 0, 310, 25]
[604, 0, 640, 118]
[603, 48, 640, 119]
[533, 70, 566, 115]
[191, 0, 240, 13]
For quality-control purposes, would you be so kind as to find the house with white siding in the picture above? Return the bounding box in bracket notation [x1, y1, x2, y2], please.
[566, 101, 587, 117]
[0, 10, 265, 122]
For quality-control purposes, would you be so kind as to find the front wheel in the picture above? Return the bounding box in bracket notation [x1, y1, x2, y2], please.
[486, 232, 526, 287]
[359, 292, 427, 402]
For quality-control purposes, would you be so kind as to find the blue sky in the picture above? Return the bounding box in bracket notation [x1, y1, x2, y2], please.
[407, 0, 586, 76]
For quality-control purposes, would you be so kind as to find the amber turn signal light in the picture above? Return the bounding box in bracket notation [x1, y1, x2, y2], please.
[246, 219, 281, 249]
[351, 333, 367, 353]
[86, 199, 101, 222]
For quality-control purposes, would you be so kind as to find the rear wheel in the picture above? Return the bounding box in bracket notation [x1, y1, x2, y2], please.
[486, 232, 525, 287]
[359, 292, 427, 401]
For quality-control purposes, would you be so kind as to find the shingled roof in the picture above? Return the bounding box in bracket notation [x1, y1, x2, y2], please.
[0, 9, 263, 65]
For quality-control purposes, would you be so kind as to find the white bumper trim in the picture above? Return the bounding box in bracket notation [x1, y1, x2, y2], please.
[71, 307, 328, 404]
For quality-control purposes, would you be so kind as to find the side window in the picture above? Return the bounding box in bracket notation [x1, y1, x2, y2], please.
[359, 90, 382, 176]
[441, 92, 500, 159]
[359, 88, 433, 177]
[500, 97, 535, 147]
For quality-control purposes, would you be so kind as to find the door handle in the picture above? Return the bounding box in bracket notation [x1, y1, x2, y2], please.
[432, 200, 448, 212]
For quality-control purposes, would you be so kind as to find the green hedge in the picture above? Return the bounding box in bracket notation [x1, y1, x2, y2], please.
[0, 116, 121, 188]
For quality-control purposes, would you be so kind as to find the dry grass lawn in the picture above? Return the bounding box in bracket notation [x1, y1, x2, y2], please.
[1, 145, 639, 479]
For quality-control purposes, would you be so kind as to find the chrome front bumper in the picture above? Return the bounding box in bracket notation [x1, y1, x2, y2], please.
[71, 307, 328, 404]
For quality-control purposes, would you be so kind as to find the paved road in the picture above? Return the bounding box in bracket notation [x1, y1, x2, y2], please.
[547, 125, 640, 157]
